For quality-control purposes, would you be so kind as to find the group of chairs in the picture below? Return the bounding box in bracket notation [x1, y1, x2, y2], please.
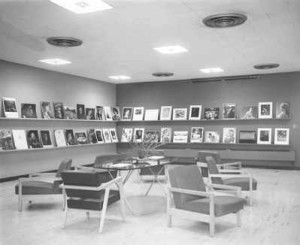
[15, 150, 257, 236]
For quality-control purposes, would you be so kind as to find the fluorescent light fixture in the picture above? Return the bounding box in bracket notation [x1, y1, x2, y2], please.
[200, 67, 224, 73]
[109, 75, 131, 80]
[49, 0, 113, 14]
[39, 58, 72, 65]
[153, 45, 188, 54]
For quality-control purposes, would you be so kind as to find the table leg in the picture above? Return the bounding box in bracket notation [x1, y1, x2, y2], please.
[144, 166, 166, 196]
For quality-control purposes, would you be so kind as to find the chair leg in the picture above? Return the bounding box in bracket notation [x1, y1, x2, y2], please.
[86, 212, 90, 220]
[249, 177, 253, 206]
[118, 182, 126, 222]
[209, 219, 215, 237]
[237, 211, 241, 227]
[18, 181, 22, 212]
[64, 208, 68, 228]
[167, 214, 172, 227]
[99, 188, 110, 233]
[62, 190, 66, 211]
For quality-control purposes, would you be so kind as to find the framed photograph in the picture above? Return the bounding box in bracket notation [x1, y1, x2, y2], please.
[121, 128, 133, 142]
[239, 130, 257, 144]
[173, 131, 188, 143]
[2, 97, 18, 118]
[104, 106, 113, 121]
[257, 128, 272, 144]
[26, 130, 42, 148]
[103, 128, 112, 143]
[53, 102, 64, 119]
[133, 128, 145, 142]
[161, 127, 172, 143]
[189, 105, 202, 120]
[274, 128, 290, 145]
[77, 104, 86, 119]
[12, 130, 27, 149]
[41, 101, 54, 119]
[122, 107, 133, 120]
[276, 102, 290, 119]
[258, 102, 273, 119]
[54, 129, 67, 147]
[65, 129, 77, 146]
[86, 108, 95, 120]
[173, 108, 187, 120]
[64, 106, 77, 119]
[190, 127, 204, 143]
[40, 130, 53, 148]
[240, 106, 258, 119]
[144, 109, 159, 121]
[74, 129, 89, 144]
[112, 106, 121, 121]
[222, 103, 236, 119]
[21, 103, 37, 118]
[160, 106, 172, 120]
[95, 129, 104, 143]
[87, 129, 98, 144]
[222, 128, 236, 144]
[203, 107, 219, 120]
[144, 131, 160, 143]
[95, 106, 105, 120]
[0, 129, 15, 150]
[132, 107, 144, 121]
[204, 131, 220, 143]
[109, 128, 119, 143]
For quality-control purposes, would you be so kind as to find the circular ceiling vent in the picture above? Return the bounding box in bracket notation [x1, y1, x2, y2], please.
[47, 37, 83, 47]
[152, 72, 174, 77]
[203, 13, 247, 28]
[254, 63, 280, 70]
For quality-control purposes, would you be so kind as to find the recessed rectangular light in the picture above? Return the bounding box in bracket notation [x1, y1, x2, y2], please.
[153, 45, 188, 54]
[49, 0, 113, 14]
[39, 58, 72, 65]
[109, 75, 131, 80]
[200, 67, 224, 73]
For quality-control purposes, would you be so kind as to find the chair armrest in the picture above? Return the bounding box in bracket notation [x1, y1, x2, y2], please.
[169, 187, 211, 198]
[210, 173, 252, 179]
[29, 172, 57, 178]
[218, 169, 244, 174]
[218, 161, 242, 169]
[206, 183, 241, 192]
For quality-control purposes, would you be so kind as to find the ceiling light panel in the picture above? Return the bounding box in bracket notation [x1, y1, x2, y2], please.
[49, 0, 113, 14]
[39, 58, 72, 65]
[109, 75, 131, 80]
[153, 45, 188, 54]
[200, 67, 224, 73]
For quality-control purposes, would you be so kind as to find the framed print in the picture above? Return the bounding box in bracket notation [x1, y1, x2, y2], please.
[257, 128, 272, 144]
[204, 131, 220, 143]
[103, 128, 112, 143]
[121, 128, 133, 142]
[222, 127, 236, 144]
[276, 102, 290, 119]
[173, 131, 188, 143]
[40, 130, 53, 148]
[258, 102, 273, 119]
[21, 103, 37, 118]
[144, 131, 159, 142]
[95, 106, 105, 120]
[26, 130, 42, 148]
[160, 106, 172, 120]
[222, 103, 236, 119]
[54, 129, 67, 147]
[173, 108, 187, 120]
[122, 107, 133, 120]
[112, 106, 121, 121]
[53, 102, 64, 119]
[104, 106, 113, 121]
[95, 129, 104, 143]
[77, 104, 86, 119]
[274, 128, 289, 145]
[133, 128, 144, 142]
[86, 108, 95, 120]
[65, 129, 77, 146]
[87, 129, 98, 144]
[41, 101, 54, 119]
[12, 130, 27, 149]
[240, 106, 258, 119]
[189, 105, 202, 120]
[239, 130, 256, 144]
[144, 109, 159, 121]
[74, 129, 89, 144]
[132, 107, 144, 121]
[2, 97, 18, 118]
[109, 128, 119, 142]
[203, 107, 219, 120]
[161, 127, 172, 143]
[190, 127, 204, 143]
[0, 129, 15, 150]
[64, 106, 77, 119]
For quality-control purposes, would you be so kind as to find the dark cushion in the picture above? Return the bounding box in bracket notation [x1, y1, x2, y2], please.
[223, 177, 258, 191]
[140, 165, 165, 176]
[15, 180, 62, 195]
[56, 158, 72, 177]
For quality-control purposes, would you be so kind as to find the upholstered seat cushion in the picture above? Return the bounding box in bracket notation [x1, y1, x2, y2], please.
[15, 180, 62, 195]
[180, 196, 245, 217]
[223, 177, 258, 191]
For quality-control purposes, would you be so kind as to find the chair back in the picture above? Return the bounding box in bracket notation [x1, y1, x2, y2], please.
[56, 158, 72, 177]
[197, 151, 221, 177]
[205, 156, 223, 185]
[168, 165, 206, 209]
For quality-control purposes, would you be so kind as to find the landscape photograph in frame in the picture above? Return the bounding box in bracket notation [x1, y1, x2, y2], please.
[239, 130, 256, 144]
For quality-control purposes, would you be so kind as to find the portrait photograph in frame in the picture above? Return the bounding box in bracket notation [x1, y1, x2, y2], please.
[86, 108, 95, 120]
[41, 101, 54, 119]
[190, 127, 204, 143]
[258, 102, 273, 119]
[65, 129, 77, 146]
[160, 127, 172, 143]
[40, 130, 53, 148]
[132, 107, 144, 121]
[112, 106, 121, 121]
[53, 102, 64, 119]
[160, 106, 172, 120]
[122, 107, 133, 120]
[203, 107, 219, 120]
[95, 129, 104, 143]
[173, 108, 187, 120]
[109, 128, 119, 143]
[95, 106, 105, 120]
[240, 106, 258, 119]
[103, 128, 112, 143]
[257, 128, 272, 144]
[204, 131, 220, 143]
[222, 127, 236, 144]
[0, 129, 15, 150]
[103, 106, 113, 121]
[77, 104, 86, 119]
[87, 129, 98, 144]
[121, 128, 133, 142]
[26, 130, 42, 149]
[276, 102, 290, 119]
[189, 105, 202, 120]
[133, 128, 145, 142]
[274, 128, 289, 145]
[222, 103, 236, 119]
[21, 103, 37, 119]
[239, 130, 256, 144]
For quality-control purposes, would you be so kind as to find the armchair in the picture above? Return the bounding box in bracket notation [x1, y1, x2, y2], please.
[15, 158, 72, 211]
[167, 165, 245, 237]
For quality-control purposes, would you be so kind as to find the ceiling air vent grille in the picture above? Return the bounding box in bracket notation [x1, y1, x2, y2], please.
[47, 37, 83, 47]
[203, 13, 247, 28]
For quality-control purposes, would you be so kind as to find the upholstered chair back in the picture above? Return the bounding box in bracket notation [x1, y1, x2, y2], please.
[205, 156, 223, 185]
[56, 158, 72, 177]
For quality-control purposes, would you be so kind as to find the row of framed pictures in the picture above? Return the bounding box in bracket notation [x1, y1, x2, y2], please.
[1, 97, 121, 121]
[120, 102, 290, 121]
[0, 128, 118, 151]
[120, 127, 290, 145]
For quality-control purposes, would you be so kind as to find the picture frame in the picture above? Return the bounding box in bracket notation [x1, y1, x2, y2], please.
[2, 97, 18, 118]
[258, 102, 273, 119]
[222, 127, 236, 144]
[26, 130, 42, 148]
[41, 101, 54, 119]
[189, 105, 202, 120]
[74, 129, 89, 144]
[190, 127, 204, 143]
[133, 128, 145, 142]
[144, 131, 160, 143]
[95, 129, 104, 143]
[121, 128, 133, 142]
[54, 129, 67, 147]
[53, 102, 64, 119]
[76, 104, 86, 119]
[65, 129, 77, 146]
[122, 107, 133, 120]
[21, 103, 37, 118]
[0, 129, 15, 150]
[239, 130, 257, 144]
[144, 109, 159, 121]
[173, 108, 187, 120]
[160, 106, 172, 120]
[132, 107, 144, 121]
[95, 106, 105, 120]
[112, 106, 121, 121]
[102, 128, 112, 143]
[85, 108, 95, 120]
[160, 127, 172, 143]
[87, 129, 98, 144]
[109, 128, 119, 143]
[222, 103, 236, 119]
[257, 128, 272, 144]
[12, 129, 27, 149]
[276, 102, 290, 119]
[173, 131, 189, 143]
[104, 106, 113, 121]
[203, 107, 219, 120]
[64, 106, 77, 119]
[204, 131, 220, 143]
[40, 130, 53, 148]
[240, 106, 258, 119]
[274, 128, 290, 145]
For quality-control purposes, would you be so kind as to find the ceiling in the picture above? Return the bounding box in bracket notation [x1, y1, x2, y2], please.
[0, 0, 299, 84]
